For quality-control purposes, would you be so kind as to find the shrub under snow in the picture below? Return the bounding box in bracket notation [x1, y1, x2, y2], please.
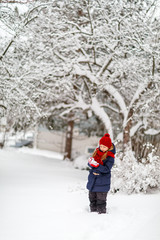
[111, 149, 160, 194]
[73, 147, 160, 194]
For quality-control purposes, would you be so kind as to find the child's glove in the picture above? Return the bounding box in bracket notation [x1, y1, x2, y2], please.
[88, 157, 99, 167]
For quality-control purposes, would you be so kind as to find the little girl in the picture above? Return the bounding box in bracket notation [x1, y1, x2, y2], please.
[86, 133, 116, 214]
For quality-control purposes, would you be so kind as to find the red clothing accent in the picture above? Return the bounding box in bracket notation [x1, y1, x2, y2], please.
[93, 148, 105, 165]
[99, 133, 112, 148]
[107, 151, 115, 158]
[93, 148, 115, 165]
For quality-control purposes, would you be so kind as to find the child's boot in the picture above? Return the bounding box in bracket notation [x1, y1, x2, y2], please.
[97, 192, 107, 214]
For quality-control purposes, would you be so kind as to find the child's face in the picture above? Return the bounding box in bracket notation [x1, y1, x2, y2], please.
[99, 144, 109, 152]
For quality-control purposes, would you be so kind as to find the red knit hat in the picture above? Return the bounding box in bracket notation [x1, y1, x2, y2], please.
[99, 133, 112, 148]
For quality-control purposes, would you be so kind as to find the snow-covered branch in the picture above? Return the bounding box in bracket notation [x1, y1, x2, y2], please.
[67, 21, 92, 36]
[91, 97, 113, 139]
[100, 104, 119, 114]
[104, 84, 128, 119]
[97, 57, 113, 77]
[123, 80, 152, 127]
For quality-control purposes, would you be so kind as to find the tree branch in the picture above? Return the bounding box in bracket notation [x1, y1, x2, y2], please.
[0, 104, 7, 110]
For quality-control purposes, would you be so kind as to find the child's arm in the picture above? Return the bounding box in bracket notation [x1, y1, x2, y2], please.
[94, 156, 114, 174]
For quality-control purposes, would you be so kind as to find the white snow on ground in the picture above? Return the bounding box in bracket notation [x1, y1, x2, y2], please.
[0, 148, 160, 240]
[18, 147, 64, 160]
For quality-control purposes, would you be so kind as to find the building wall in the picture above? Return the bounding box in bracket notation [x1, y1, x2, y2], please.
[36, 130, 99, 157]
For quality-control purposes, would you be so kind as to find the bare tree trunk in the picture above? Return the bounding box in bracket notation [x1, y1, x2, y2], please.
[152, 56, 155, 76]
[64, 116, 74, 160]
[0, 116, 7, 148]
[123, 108, 133, 151]
[33, 124, 38, 149]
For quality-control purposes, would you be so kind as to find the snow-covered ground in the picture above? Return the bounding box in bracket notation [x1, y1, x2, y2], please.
[0, 148, 160, 240]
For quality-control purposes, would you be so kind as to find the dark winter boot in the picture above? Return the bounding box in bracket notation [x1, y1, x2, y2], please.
[90, 207, 97, 212]
[97, 208, 106, 214]
[96, 192, 107, 214]
[89, 191, 97, 212]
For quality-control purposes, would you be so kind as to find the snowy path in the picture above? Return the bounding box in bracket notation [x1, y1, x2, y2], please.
[0, 149, 160, 240]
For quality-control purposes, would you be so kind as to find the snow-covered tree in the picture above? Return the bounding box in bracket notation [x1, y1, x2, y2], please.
[0, 0, 159, 157]
[0, 2, 49, 131]
[23, 0, 160, 149]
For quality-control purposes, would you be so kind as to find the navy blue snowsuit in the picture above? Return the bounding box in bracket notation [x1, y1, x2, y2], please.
[86, 144, 116, 192]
